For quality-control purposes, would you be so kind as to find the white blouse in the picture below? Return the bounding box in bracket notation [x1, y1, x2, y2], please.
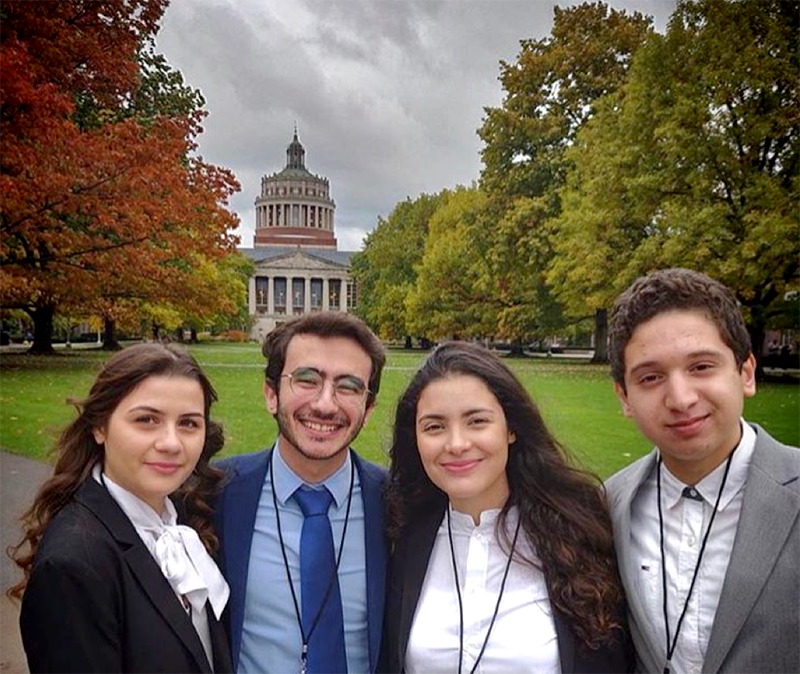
[406, 506, 561, 674]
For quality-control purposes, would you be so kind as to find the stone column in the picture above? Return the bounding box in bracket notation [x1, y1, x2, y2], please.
[340, 278, 347, 311]
[248, 276, 256, 314]
[267, 276, 274, 314]
[304, 274, 311, 314]
[322, 278, 329, 310]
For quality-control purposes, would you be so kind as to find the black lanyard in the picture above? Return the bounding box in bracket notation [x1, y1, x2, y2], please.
[657, 450, 734, 674]
[447, 507, 521, 674]
[270, 454, 355, 674]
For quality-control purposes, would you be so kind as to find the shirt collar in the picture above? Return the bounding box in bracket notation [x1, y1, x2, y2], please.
[272, 438, 353, 509]
[660, 419, 755, 511]
[93, 462, 176, 526]
[447, 504, 518, 535]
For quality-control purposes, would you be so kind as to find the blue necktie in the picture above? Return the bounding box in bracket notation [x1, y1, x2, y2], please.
[294, 487, 348, 674]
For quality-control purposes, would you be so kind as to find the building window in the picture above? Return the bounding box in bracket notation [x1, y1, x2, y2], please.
[274, 277, 287, 315]
[346, 280, 357, 310]
[328, 279, 341, 311]
[310, 279, 323, 312]
[292, 278, 305, 314]
[255, 277, 268, 314]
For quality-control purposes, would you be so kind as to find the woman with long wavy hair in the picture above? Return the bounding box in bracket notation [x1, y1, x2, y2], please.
[8, 343, 232, 673]
[382, 342, 631, 673]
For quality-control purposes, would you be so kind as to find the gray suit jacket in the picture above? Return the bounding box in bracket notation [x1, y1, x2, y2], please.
[605, 424, 799, 674]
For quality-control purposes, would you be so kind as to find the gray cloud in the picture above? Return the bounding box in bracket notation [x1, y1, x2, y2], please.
[156, 0, 676, 251]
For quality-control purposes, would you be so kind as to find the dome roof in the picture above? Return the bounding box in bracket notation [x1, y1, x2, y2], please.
[286, 127, 306, 171]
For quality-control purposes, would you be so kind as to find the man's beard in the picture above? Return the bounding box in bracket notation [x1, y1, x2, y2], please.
[274, 402, 367, 462]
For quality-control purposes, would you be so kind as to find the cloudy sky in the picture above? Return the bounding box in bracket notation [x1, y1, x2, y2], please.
[155, 0, 676, 251]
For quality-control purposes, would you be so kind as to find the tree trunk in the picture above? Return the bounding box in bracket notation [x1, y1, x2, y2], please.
[590, 308, 608, 363]
[508, 341, 525, 357]
[404, 335, 412, 349]
[175, 326, 184, 342]
[152, 323, 160, 341]
[102, 317, 121, 350]
[28, 304, 55, 354]
[190, 327, 198, 343]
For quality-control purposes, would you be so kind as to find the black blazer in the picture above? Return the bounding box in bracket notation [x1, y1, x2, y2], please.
[20, 478, 233, 674]
[381, 503, 632, 673]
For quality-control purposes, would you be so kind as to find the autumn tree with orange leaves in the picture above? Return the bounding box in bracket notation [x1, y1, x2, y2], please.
[0, 0, 241, 352]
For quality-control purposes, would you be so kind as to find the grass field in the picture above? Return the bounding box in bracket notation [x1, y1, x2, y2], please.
[1, 343, 798, 479]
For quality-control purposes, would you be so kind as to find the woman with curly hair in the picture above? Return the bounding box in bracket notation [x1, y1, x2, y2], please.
[382, 342, 631, 673]
[8, 343, 231, 673]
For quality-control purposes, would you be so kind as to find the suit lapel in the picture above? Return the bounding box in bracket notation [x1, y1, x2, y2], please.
[354, 453, 388, 674]
[208, 603, 234, 673]
[610, 451, 662, 671]
[75, 480, 211, 673]
[220, 450, 271, 669]
[703, 430, 800, 673]
[123, 545, 212, 671]
[553, 611, 577, 673]
[397, 502, 445, 671]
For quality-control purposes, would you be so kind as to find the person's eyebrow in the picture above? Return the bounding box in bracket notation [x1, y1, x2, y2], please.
[628, 349, 725, 375]
[126, 405, 204, 417]
[417, 407, 495, 422]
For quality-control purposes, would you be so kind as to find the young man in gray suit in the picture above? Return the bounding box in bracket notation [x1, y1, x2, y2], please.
[605, 268, 799, 674]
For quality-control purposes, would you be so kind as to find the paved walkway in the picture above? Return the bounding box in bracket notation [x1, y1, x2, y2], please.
[1, 452, 52, 674]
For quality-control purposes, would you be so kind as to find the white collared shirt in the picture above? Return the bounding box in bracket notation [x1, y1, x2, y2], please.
[405, 506, 560, 674]
[630, 421, 756, 674]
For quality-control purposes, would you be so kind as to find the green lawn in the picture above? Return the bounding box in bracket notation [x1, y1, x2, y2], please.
[1, 343, 798, 479]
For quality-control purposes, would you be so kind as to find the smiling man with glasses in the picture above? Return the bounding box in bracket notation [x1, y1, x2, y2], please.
[214, 312, 387, 674]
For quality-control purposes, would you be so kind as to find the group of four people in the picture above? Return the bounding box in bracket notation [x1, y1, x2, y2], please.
[9, 267, 799, 673]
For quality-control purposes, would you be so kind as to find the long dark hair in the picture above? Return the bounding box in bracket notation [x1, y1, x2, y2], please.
[7, 343, 225, 600]
[386, 341, 624, 649]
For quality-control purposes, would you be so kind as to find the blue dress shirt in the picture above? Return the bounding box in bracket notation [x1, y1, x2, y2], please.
[238, 442, 368, 674]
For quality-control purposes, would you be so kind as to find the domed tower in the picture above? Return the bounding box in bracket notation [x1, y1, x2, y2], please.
[254, 129, 337, 248]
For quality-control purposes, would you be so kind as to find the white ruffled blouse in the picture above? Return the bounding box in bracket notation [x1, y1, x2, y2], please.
[93, 465, 229, 669]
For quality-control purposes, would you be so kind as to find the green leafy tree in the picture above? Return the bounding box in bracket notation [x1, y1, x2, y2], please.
[550, 0, 799, 364]
[405, 187, 495, 339]
[351, 191, 449, 342]
[183, 253, 255, 341]
[478, 2, 653, 357]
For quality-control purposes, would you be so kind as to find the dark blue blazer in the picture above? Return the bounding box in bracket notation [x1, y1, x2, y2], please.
[214, 448, 388, 673]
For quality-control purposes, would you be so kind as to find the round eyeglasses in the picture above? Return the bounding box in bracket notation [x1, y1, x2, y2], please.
[281, 367, 370, 405]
